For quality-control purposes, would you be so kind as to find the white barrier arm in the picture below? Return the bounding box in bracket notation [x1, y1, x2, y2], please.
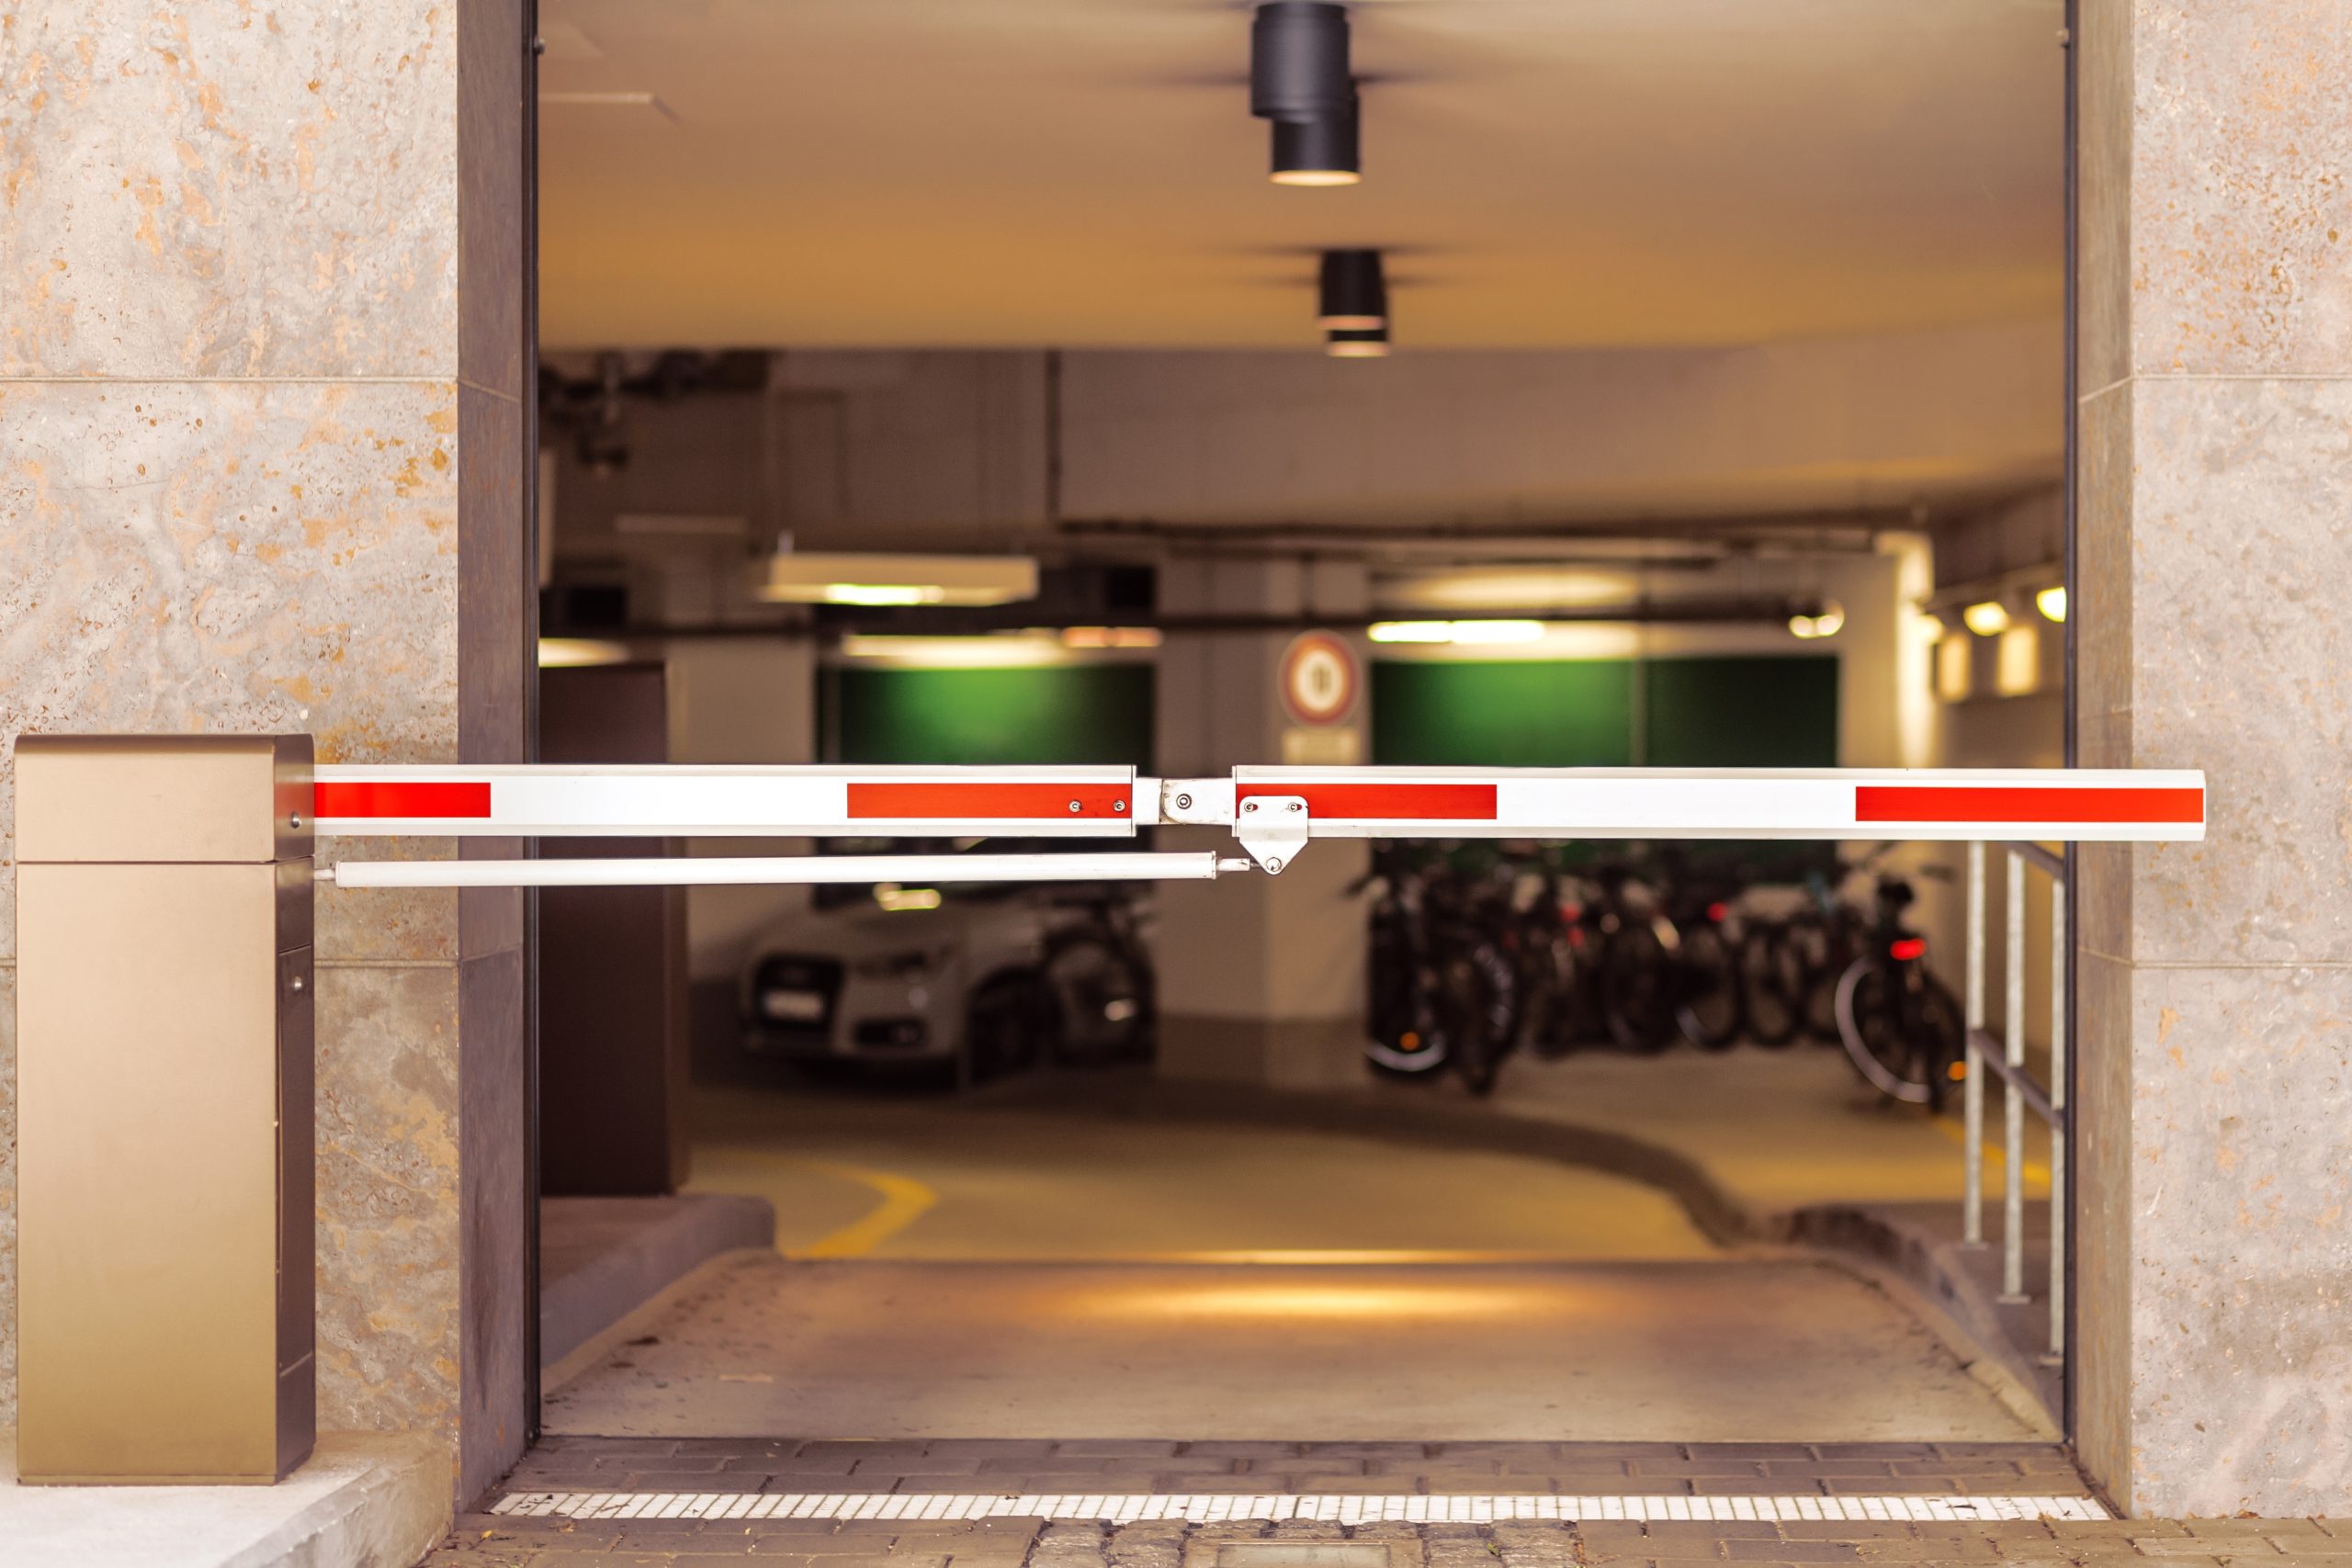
[314, 763, 2204, 883]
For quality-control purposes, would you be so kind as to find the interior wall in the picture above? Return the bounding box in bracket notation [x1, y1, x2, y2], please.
[663, 638, 818, 982]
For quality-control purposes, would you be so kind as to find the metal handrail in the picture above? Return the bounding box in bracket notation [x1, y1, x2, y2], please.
[1962, 841, 2067, 1363]
[1963, 1029, 2056, 1124]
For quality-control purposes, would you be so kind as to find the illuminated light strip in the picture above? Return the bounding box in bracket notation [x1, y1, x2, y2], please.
[1855, 784, 2205, 826]
[488, 1492, 2108, 1525]
[848, 782, 1131, 820]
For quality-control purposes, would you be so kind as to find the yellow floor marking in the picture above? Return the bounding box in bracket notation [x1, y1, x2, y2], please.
[781, 1159, 940, 1258]
[1934, 1113, 2053, 1187]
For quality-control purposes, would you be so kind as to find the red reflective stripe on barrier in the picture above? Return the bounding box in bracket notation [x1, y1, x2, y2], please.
[1854, 784, 2204, 825]
[314, 781, 493, 819]
[847, 783, 1131, 819]
[1238, 783, 1498, 821]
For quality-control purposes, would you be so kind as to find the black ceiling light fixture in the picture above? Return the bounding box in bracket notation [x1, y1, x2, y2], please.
[1317, 248, 1386, 330]
[1250, 2, 1360, 186]
[1318, 249, 1389, 355]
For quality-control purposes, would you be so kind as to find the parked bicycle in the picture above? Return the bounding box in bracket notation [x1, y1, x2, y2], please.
[1357, 850, 1519, 1094]
[1832, 866, 1965, 1107]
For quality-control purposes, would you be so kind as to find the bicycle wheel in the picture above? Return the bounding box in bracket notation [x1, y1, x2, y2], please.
[1738, 926, 1804, 1047]
[1600, 925, 1677, 1053]
[1833, 959, 1936, 1104]
[1674, 923, 1743, 1050]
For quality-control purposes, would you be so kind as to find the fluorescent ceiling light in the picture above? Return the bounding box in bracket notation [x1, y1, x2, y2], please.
[1962, 600, 2011, 637]
[1368, 621, 1451, 643]
[756, 552, 1038, 608]
[537, 637, 632, 668]
[839, 634, 1068, 668]
[1368, 619, 1545, 645]
[1383, 569, 1638, 613]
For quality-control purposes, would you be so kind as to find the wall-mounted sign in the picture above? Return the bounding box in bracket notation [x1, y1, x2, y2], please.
[1280, 631, 1360, 727]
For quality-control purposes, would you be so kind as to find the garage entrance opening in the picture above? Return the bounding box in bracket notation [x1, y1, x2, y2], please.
[516, 0, 2083, 1516]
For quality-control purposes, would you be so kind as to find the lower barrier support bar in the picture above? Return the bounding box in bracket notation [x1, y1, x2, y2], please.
[330, 852, 1249, 888]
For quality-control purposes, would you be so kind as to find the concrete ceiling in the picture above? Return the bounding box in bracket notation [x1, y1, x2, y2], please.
[537, 0, 2065, 352]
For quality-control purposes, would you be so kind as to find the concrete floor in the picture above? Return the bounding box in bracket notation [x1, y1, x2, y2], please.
[540, 1252, 2040, 1442]
[537, 1059, 2041, 1447]
[686, 1079, 1717, 1261]
[1457, 1044, 2050, 1213]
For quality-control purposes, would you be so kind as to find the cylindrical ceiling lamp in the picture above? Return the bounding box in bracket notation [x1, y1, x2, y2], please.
[1317, 249, 1386, 329]
[1326, 325, 1390, 358]
[1250, 2, 1360, 186]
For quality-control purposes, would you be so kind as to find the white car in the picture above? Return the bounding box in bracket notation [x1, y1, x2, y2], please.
[739, 874, 1154, 1084]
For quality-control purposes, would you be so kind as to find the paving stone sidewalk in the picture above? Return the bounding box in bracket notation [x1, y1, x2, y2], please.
[406, 1439, 2346, 1567]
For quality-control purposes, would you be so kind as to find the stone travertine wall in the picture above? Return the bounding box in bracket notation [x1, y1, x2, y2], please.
[0, 0, 531, 1498]
[2075, 0, 2352, 1517]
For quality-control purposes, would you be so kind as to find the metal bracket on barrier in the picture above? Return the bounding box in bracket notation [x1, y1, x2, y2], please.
[1234, 794, 1309, 874]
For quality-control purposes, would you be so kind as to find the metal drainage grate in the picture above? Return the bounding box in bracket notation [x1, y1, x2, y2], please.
[490, 1493, 2111, 1525]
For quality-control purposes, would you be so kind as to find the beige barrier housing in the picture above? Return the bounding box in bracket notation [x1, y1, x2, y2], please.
[13, 735, 316, 1483]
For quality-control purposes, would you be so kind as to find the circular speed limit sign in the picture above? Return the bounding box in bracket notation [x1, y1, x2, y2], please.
[1279, 631, 1360, 726]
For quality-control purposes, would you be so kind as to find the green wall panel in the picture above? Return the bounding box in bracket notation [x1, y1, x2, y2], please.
[824, 665, 1153, 767]
[1641, 655, 1840, 767]
[1371, 654, 1838, 768]
[1371, 660, 1636, 766]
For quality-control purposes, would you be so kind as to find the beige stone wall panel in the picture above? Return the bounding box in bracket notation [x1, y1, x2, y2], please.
[313, 963, 461, 1441]
[2121, 963, 2352, 1517]
[2129, 3, 2352, 377]
[2123, 377, 2352, 967]
[0, 378, 460, 963]
[0, 0, 458, 379]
